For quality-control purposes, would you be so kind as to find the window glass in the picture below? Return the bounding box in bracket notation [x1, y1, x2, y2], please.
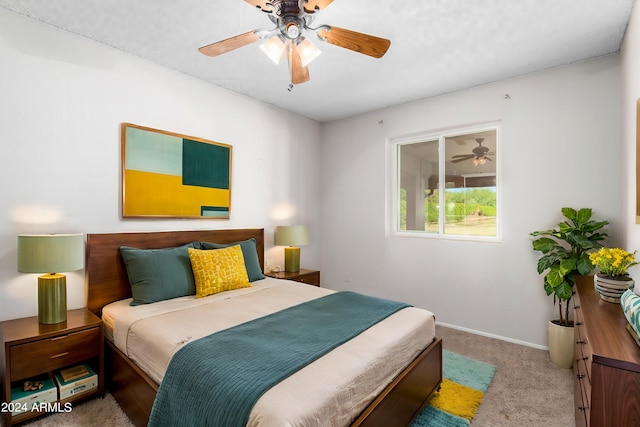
[394, 126, 499, 239]
[399, 139, 438, 232]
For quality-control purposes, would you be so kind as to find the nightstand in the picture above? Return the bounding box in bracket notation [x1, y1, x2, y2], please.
[0, 308, 104, 426]
[266, 268, 321, 287]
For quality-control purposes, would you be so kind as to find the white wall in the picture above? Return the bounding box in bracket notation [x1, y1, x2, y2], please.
[622, 5, 640, 261]
[320, 55, 623, 347]
[0, 9, 321, 322]
[0, 6, 630, 349]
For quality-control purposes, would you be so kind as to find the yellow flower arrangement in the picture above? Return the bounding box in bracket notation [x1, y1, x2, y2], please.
[589, 247, 638, 277]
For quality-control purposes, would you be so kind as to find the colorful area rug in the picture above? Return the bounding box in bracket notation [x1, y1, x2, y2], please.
[411, 350, 497, 427]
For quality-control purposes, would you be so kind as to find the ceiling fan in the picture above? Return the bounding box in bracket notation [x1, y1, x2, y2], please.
[198, 0, 391, 85]
[450, 138, 494, 165]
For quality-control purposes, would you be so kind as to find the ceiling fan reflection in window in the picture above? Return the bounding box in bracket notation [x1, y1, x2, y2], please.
[198, 0, 391, 85]
[450, 138, 494, 166]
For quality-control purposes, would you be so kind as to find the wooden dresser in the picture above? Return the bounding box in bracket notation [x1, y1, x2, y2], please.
[574, 276, 640, 426]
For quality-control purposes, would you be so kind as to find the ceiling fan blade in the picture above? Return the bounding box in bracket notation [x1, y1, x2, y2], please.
[303, 0, 334, 13]
[198, 31, 260, 57]
[450, 155, 475, 163]
[318, 26, 390, 58]
[245, 0, 271, 11]
[289, 44, 310, 84]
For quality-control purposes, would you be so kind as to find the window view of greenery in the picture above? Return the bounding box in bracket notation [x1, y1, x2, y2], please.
[397, 128, 498, 237]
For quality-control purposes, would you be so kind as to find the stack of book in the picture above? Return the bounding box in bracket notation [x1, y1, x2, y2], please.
[10, 376, 57, 415]
[53, 364, 98, 400]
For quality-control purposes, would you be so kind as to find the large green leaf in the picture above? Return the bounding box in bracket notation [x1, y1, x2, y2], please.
[530, 229, 559, 237]
[559, 257, 577, 275]
[532, 237, 561, 254]
[546, 265, 565, 287]
[581, 220, 608, 233]
[537, 253, 561, 273]
[558, 222, 572, 233]
[588, 231, 608, 242]
[569, 233, 595, 250]
[575, 208, 593, 226]
[577, 255, 594, 275]
[561, 207, 578, 221]
[543, 280, 554, 296]
[555, 280, 573, 301]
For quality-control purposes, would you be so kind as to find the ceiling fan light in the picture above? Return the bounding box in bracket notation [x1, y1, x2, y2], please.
[286, 22, 301, 39]
[297, 38, 322, 67]
[260, 36, 286, 64]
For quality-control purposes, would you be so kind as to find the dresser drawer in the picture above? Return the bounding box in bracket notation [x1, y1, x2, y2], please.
[10, 327, 101, 381]
[575, 332, 592, 381]
[578, 370, 591, 427]
[574, 301, 593, 382]
[574, 362, 589, 427]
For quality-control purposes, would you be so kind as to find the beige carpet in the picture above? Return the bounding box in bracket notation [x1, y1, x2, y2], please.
[437, 325, 575, 426]
[14, 393, 133, 427]
[7, 325, 573, 426]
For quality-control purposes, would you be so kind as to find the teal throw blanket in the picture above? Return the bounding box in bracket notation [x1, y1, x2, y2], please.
[148, 291, 410, 427]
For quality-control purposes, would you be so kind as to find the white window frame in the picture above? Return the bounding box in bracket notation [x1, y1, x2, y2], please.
[386, 122, 502, 242]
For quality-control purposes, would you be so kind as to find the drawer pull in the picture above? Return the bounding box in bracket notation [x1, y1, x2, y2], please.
[578, 405, 588, 411]
[575, 322, 582, 326]
[577, 373, 585, 380]
[51, 352, 70, 359]
[576, 339, 587, 344]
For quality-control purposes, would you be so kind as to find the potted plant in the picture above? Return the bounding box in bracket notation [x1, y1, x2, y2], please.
[589, 247, 638, 303]
[531, 207, 608, 368]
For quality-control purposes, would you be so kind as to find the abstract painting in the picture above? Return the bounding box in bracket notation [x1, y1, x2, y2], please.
[121, 123, 232, 218]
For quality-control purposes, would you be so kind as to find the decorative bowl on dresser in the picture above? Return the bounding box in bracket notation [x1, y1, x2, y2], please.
[574, 275, 640, 426]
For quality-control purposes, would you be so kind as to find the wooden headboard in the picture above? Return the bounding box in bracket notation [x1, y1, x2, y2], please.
[86, 228, 265, 317]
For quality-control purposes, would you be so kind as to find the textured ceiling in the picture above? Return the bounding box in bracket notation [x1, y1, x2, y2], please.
[0, 0, 634, 122]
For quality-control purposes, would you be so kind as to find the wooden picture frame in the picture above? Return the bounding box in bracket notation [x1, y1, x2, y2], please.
[121, 123, 232, 219]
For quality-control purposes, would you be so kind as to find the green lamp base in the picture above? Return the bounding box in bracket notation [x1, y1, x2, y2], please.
[284, 247, 301, 273]
[38, 273, 67, 324]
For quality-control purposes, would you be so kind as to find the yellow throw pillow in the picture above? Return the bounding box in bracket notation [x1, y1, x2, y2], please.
[188, 245, 250, 298]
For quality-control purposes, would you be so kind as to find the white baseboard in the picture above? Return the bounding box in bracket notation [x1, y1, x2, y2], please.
[436, 321, 548, 351]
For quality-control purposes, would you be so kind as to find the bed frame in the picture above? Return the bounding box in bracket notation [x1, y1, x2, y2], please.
[86, 228, 442, 427]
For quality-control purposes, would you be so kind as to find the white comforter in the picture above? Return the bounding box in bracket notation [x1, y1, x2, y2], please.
[103, 278, 436, 426]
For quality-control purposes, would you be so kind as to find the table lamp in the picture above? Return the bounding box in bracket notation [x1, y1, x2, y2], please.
[17, 234, 84, 324]
[275, 225, 309, 273]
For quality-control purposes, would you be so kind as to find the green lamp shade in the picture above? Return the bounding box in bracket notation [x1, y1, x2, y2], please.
[18, 234, 84, 273]
[275, 225, 310, 247]
[17, 234, 84, 324]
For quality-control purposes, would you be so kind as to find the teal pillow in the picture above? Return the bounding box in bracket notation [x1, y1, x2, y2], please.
[621, 289, 640, 337]
[201, 238, 265, 282]
[120, 242, 199, 306]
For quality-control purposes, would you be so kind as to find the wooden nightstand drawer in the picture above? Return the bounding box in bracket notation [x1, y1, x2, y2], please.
[10, 327, 100, 381]
[295, 272, 320, 286]
[266, 269, 321, 287]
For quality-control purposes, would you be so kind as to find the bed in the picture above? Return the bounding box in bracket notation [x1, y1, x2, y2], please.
[86, 228, 442, 426]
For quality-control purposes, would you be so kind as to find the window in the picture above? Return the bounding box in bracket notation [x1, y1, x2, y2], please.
[390, 124, 500, 240]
